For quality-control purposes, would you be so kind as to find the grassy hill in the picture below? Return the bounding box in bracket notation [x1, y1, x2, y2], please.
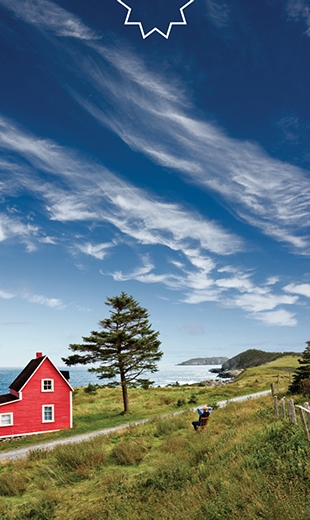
[0, 356, 309, 520]
[221, 348, 301, 371]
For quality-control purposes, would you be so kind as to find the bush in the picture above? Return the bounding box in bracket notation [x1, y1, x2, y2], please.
[300, 378, 310, 396]
[188, 394, 198, 404]
[84, 383, 98, 394]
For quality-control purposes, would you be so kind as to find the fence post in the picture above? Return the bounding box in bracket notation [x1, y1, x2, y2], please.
[271, 383, 276, 396]
[273, 396, 279, 417]
[280, 398, 286, 419]
[304, 403, 310, 427]
[287, 399, 297, 424]
[298, 408, 310, 441]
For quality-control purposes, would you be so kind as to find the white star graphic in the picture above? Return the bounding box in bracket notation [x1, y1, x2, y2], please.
[117, 0, 195, 39]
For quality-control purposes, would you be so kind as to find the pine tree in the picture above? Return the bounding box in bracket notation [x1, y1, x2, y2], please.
[289, 341, 310, 394]
[62, 292, 162, 412]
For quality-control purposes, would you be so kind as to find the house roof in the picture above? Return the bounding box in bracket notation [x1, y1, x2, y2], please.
[10, 356, 45, 392]
[0, 394, 19, 405]
[9, 355, 73, 393]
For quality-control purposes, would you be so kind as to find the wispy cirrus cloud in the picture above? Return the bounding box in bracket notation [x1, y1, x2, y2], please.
[0, 0, 306, 328]
[0, 286, 65, 309]
[0, 114, 246, 314]
[2, 1, 310, 254]
[205, 0, 231, 28]
[0, 0, 100, 40]
[287, 0, 310, 36]
[0, 117, 299, 325]
[0, 213, 39, 251]
[76, 242, 113, 260]
[0, 115, 242, 258]
[110, 254, 298, 326]
[21, 292, 65, 309]
[65, 44, 310, 254]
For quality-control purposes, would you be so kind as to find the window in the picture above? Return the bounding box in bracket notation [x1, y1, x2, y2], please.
[42, 379, 54, 392]
[42, 405, 54, 423]
[0, 413, 13, 426]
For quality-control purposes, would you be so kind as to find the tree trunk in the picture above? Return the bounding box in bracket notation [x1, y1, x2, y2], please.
[120, 371, 130, 413]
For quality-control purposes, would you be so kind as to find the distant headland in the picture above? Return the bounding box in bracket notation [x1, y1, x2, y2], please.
[177, 357, 228, 366]
[177, 349, 301, 379]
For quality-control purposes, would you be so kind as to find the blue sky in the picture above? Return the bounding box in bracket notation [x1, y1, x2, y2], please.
[0, 0, 310, 367]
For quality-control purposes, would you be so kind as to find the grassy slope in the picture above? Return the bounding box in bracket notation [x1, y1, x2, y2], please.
[1, 356, 309, 519]
[0, 356, 300, 452]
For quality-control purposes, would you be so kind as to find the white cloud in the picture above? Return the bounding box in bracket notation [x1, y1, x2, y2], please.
[287, 0, 310, 36]
[0, 116, 242, 259]
[0, 0, 100, 40]
[67, 42, 310, 253]
[0, 289, 14, 299]
[0, 286, 65, 309]
[109, 252, 298, 326]
[0, 213, 39, 248]
[2, 2, 310, 256]
[77, 242, 113, 260]
[225, 292, 298, 314]
[21, 291, 65, 309]
[265, 276, 280, 286]
[253, 309, 297, 327]
[0, 4, 307, 328]
[205, 0, 231, 28]
[39, 236, 58, 245]
[284, 283, 310, 298]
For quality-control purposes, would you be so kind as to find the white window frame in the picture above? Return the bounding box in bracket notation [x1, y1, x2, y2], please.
[41, 379, 54, 392]
[42, 405, 54, 423]
[0, 413, 13, 427]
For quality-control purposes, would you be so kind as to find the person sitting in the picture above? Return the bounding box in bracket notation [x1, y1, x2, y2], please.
[192, 405, 212, 431]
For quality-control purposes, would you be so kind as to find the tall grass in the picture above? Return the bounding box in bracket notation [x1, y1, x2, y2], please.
[1, 357, 308, 519]
[1, 394, 310, 519]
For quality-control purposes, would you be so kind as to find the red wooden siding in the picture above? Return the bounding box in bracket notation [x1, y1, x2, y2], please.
[0, 357, 72, 438]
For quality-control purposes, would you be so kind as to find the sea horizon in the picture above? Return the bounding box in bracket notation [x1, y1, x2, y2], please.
[0, 363, 221, 395]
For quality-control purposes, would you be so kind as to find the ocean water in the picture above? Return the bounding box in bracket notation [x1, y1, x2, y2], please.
[0, 364, 221, 395]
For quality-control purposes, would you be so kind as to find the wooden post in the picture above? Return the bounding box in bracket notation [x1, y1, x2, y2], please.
[273, 396, 279, 417]
[271, 383, 276, 396]
[298, 407, 310, 441]
[280, 398, 286, 419]
[304, 403, 310, 427]
[287, 399, 297, 424]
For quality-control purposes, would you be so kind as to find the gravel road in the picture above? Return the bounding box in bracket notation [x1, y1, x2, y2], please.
[0, 389, 271, 462]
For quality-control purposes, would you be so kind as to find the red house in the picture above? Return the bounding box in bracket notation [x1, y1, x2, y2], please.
[0, 353, 73, 439]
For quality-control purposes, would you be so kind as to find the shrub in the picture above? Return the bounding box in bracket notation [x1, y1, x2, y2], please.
[84, 383, 98, 394]
[188, 394, 198, 404]
[300, 378, 310, 396]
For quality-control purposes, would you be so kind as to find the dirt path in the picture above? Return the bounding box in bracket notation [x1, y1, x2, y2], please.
[0, 389, 271, 462]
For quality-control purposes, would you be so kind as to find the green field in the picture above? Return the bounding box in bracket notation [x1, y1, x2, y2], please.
[1, 355, 309, 520]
